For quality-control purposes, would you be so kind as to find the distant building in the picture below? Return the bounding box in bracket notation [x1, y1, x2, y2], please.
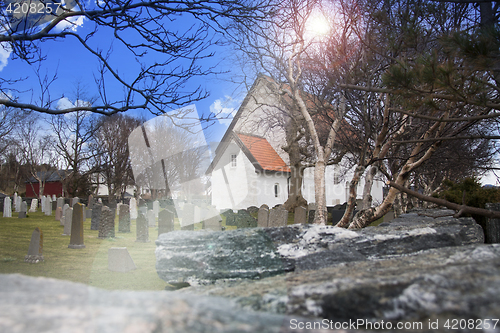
[206, 75, 385, 210]
[25, 170, 71, 197]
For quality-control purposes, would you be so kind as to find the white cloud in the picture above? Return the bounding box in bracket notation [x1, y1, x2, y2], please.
[55, 15, 85, 32]
[57, 97, 91, 114]
[210, 96, 239, 126]
[0, 43, 12, 71]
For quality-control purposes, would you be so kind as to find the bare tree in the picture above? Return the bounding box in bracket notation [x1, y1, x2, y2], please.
[91, 114, 143, 202]
[0, 0, 276, 117]
[337, 0, 500, 228]
[15, 113, 56, 197]
[48, 86, 100, 196]
[230, 0, 365, 224]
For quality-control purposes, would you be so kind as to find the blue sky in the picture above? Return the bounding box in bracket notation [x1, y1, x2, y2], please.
[0, 8, 245, 144]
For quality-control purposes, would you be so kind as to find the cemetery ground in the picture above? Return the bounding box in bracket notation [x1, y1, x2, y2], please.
[0, 208, 383, 292]
[0, 210, 176, 291]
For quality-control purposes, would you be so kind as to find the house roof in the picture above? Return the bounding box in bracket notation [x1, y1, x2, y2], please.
[26, 170, 71, 183]
[235, 133, 291, 173]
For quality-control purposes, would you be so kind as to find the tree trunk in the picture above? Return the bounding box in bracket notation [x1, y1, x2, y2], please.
[283, 163, 307, 211]
[336, 165, 365, 228]
[313, 158, 327, 225]
[348, 165, 411, 229]
[361, 164, 377, 210]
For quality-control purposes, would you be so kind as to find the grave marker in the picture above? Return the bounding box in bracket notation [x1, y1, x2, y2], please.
[91, 203, 102, 230]
[3, 197, 11, 217]
[118, 204, 131, 233]
[158, 208, 175, 236]
[29, 198, 37, 213]
[56, 197, 64, 209]
[147, 209, 156, 227]
[153, 200, 160, 219]
[135, 212, 149, 242]
[25, 227, 43, 263]
[18, 201, 27, 219]
[62, 207, 73, 236]
[108, 247, 136, 272]
[294, 206, 307, 224]
[129, 198, 138, 219]
[88, 194, 94, 210]
[257, 204, 269, 227]
[98, 206, 115, 239]
[55, 207, 63, 222]
[69, 203, 85, 249]
[268, 207, 288, 227]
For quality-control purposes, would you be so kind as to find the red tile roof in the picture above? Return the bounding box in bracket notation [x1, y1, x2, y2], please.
[237, 133, 291, 173]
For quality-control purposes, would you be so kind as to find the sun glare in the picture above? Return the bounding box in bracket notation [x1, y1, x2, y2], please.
[305, 11, 330, 37]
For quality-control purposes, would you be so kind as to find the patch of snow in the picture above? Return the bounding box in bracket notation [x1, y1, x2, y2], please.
[407, 227, 436, 236]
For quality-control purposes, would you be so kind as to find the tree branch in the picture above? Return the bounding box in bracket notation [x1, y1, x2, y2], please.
[387, 181, 500, 219]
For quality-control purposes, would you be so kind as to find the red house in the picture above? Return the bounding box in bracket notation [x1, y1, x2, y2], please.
[25, 170, 71, 198]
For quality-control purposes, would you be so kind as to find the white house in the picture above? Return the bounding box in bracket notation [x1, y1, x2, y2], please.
[206, 75, 385, 211]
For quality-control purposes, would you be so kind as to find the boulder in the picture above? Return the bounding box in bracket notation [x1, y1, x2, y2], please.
[0, 274, 308, 333]
[275, 210, 484, 271]
[155, 229, 294, 284]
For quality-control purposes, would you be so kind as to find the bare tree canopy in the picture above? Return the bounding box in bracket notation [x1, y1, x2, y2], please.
[0, 0, 275, 116]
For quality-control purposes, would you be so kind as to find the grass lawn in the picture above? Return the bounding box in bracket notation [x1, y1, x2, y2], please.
[0, 210, 165, 291]
[0, 208, 386, 291]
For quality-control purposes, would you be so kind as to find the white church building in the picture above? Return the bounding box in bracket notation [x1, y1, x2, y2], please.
[206, 75, 385, 211]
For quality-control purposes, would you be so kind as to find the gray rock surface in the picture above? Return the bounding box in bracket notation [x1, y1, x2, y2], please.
[184, 244, 500, 332]
[0, 274, 311, 333]
[274, 210, 484, 271]
[156, 228, 294, 284]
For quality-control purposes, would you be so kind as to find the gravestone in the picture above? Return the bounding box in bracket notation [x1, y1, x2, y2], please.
[247, 206, 259, 215]
[52, 199, 57, 211]
[485, 203, 500, 243]
[87, 194, 94, 210]
[138, 206, 147, 218]
[29, 198, 37, 213]
[147, 209, 156, 228]
[268, 207, 288, 227]
[18, 201, 27, 219]
[91, 203, 102, 230]
[108, 247, 136, 272]
[3, 197, 11, 217]
[25, 227, 43, 263]
[72, 197, 80, 207]
[80, 203, 86, 222]
[135, 212, 149, 242]
[61, 204, 70, 226]
[69, 203, 85, 249]
[202, 215, 222, 231]
[51, 195, 56, 201]
[40, 196, 46, 214]
[56, 197, 64, 209]
[44, 197, 52, 216]
[55, 207, 63, 222]
[308, 210, 315, 224]
[153, 200, 160, 219]
[13, 193, 19, 212]
[226, 209, 257, 228]
[62, 207, 73, 236]
[98, 206, 115, 239]
[118, 204, 131, 233]
[158, 208, 175, 236]
[181, 203, 195, 231]
[294, 206, 307, 224]
[129, 198, 138, 219]
[257, 204, 269, 227]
